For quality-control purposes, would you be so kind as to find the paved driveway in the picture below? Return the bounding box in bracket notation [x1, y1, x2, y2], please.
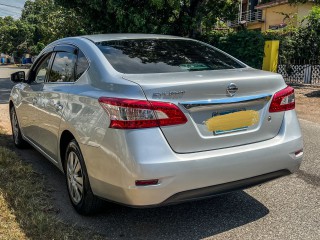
[38, 120, 319, 240]
[0, 67, 319, 239]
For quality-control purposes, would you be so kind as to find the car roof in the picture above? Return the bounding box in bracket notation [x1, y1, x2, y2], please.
[80, 33, 188, 43]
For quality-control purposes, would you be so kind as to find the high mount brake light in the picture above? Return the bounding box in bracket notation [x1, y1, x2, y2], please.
[98, 97, 188, 129]
[269, 86, 295, 113]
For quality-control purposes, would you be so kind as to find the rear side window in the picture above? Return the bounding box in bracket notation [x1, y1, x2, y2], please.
[96, 39, 245, 74]
[49, 52, 76, 82]
[75, 50, 89, 79]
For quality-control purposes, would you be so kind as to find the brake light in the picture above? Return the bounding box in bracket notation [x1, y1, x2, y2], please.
[269, 86, 295, 113]
[135, 179, 159, 186]
[98, 97, 187, 129]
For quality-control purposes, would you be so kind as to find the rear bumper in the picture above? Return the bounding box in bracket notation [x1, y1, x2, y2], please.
[161, 170, 290, 206]
[82, 110, 303, 206]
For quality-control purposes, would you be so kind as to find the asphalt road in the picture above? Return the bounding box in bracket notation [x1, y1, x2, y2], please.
[0, 67, 319, 239]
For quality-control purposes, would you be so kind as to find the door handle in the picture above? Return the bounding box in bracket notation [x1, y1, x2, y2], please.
[54, 103, 63, 111]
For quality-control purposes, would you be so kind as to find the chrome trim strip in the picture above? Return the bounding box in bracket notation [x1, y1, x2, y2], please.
[181, 94, 272, 110]
[214, 126, 248, 135]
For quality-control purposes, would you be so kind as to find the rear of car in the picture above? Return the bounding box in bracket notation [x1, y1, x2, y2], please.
[84, 37, 303, 206]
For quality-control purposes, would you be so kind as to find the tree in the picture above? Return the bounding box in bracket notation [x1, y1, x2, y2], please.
[21, 0, 87, 47]
[291, 6, 320, 61]
[0, 0, 87, 56]
[0, 0, 238, 56]
[55, 0, 239, 38]
[0, 17, 34, 56]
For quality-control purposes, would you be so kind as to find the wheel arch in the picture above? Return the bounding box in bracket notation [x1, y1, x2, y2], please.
[9, 100, 14, 109]
[59, 130, 76, 173]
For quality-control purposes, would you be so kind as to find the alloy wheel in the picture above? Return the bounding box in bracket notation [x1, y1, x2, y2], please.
[66, 151, 84, 204]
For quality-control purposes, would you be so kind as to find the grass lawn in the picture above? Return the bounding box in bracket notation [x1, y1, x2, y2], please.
[0, 127, 103, 240]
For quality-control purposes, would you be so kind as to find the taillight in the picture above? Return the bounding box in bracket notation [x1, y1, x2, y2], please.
[269, 86, 295, 113]
[98, 97, 187, 129]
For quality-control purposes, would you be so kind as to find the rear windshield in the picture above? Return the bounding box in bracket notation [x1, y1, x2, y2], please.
[96, 39, 245, 74]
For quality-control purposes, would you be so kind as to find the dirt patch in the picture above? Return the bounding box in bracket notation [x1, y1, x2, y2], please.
[294, 86, 320, 124]
[0, 104, 11, 134]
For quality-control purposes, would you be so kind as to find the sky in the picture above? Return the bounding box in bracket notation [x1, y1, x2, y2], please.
[0, 0, 27, 19]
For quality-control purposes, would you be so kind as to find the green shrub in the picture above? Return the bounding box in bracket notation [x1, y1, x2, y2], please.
[200, 6, 320, 69]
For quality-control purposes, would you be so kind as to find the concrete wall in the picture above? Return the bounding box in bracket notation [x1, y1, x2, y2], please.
[263, 3, 298, 31]
[237, 1, 314, 32]
[254, 2, 314, 31]
[247, 22, 263, 31]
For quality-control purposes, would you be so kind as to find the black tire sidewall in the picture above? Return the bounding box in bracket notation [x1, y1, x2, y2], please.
[10, 107, 25, 147]
[64, 140, 93, 213]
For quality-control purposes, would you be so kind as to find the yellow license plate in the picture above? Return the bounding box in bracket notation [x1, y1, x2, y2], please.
[205, 110, 259, 132]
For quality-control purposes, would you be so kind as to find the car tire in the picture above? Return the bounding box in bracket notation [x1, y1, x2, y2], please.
[10, 107, 28, 148]
[65, 139, 103, 215]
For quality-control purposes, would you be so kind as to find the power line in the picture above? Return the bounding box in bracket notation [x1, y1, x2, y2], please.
[0, 3, 23, 18]
[0, 8, 20, 13]
[0, 8, 21, 16]
[0, 3, 23, 9]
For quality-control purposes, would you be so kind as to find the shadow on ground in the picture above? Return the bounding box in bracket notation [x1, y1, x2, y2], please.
[304, 90, 320, 98]
[0, 131, 269, 240]
[83, 192, 270, 240]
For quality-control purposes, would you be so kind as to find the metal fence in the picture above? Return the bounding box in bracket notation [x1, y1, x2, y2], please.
[228, 10, 263, 27]
[277, 60, 320, 85]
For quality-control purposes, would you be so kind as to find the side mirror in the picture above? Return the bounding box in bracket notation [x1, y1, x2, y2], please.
[10, 71, 25, 83]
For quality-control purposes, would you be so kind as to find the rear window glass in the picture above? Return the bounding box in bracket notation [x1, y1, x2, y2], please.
[96, 39, 245, 74]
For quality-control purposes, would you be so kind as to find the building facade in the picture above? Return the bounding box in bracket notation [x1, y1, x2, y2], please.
[230, 0, 315, 31]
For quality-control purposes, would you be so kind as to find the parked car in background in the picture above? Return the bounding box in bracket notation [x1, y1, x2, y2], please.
[9, 34, 303, 214]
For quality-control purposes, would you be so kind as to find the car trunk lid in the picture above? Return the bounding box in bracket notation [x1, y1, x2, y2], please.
[122, 68, 287, 153]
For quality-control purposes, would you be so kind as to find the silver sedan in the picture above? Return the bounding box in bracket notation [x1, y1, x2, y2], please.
[9, 34, 303, 215]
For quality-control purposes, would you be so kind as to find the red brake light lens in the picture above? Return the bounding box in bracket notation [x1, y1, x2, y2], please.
[98, 97, 187, 129]
[135, 179, 159, 186]
[269, 86, 295, 113]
